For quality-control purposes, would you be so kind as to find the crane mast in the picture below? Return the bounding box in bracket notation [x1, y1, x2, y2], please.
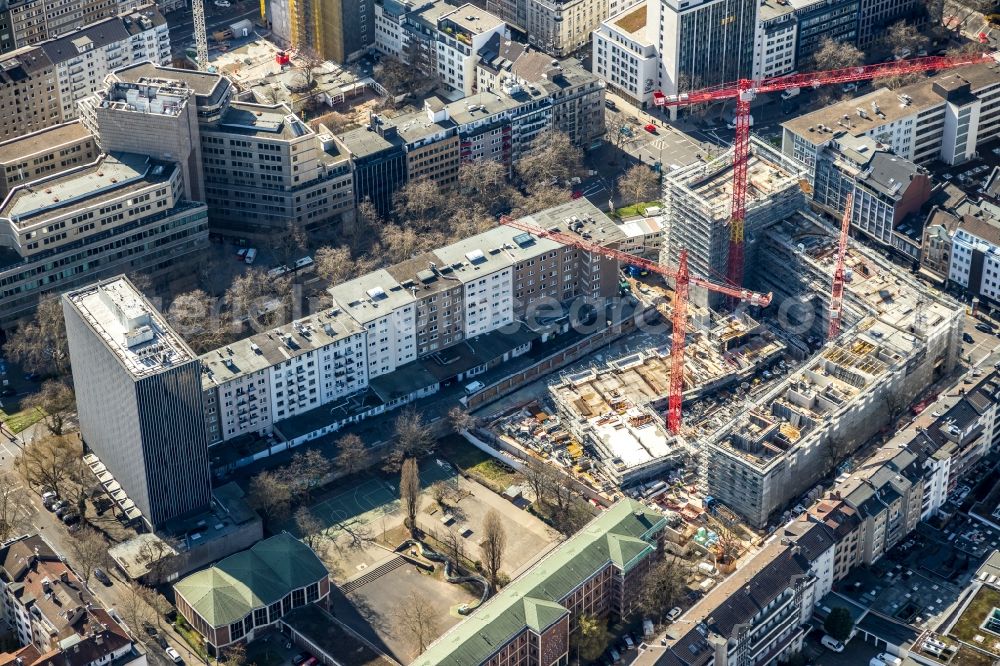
[653, 51, 998, 290]
[499, 216, 772, 434]
[828, 193, 854, 340]
[192, 0, 209, 70]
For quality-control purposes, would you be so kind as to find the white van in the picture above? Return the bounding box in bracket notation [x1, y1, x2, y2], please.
[821, 635, 845, 652]
[781, 88, 800, 100]
[244, 248, 257, 265]
[876, 654, 902, 666]
[464, 380, 485, 395]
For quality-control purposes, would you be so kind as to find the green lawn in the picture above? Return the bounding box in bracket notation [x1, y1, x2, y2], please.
[436, 434, 520, 492]
[0, 406, 45, 434]
[615, 201, 661, 218]
[951, 586, 1000, 643]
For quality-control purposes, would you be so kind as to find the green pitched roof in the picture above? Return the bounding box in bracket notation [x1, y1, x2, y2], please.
[523, 598, 567, 633]
[174, 533, 328, 627]
[412, 499, 665, 666]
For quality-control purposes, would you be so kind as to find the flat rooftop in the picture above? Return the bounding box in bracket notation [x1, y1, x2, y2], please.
[214, 102, 312, 140]
[613, 4, 647, 36]
[757, 0, 796, 21]
[328, 268, 415, 324]
[439, 3, 504, 34]
[0, 152, 171, 228]
[781, 62, 1000, 146]
[0, 121, 92, 165]
[201, 306, 364, 385]
[66, 276, 195, 379]
[112, 61, 224, 96]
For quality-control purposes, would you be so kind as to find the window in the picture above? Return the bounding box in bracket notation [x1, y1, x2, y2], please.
[292, 588, 306, 608]
[254, 607, 267, 627]
[306, 582, 319, 603]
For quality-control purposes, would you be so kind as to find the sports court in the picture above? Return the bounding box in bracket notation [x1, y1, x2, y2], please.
[283, 461, 456, 538]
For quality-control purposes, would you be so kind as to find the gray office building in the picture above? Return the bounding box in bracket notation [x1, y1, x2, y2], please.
[63, 276, 212, 530]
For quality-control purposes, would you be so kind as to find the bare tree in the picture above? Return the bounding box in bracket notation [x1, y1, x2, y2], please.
[394, 591, 440, 653]
[348, 198, 386, 252]
[136, 585, 172, 631]
[21, 380, 75, 436]
[167, 290, 227, 353]
[882, 20, 929, 56]
[715, 522, 742, 565]
[873, 73, 924, 89]
[640, 556, 689, 622]
[225, 269, 292, 332]
[287, 448, 330, 503]
[480, 509, 506, 591]
[334, 433, 370, 477]
[447, 406, 477, 433]
[605, 112, 633, 153]
[0, 470, 31, 541]
[457, 159, 516, 215]
[246, 469, 293, 523]
[617, 164, 661, 208]
[68, 528, 109, 584]
[523, 456, 552, 507]
[15, 434, 82, 495]
[510, 184, 572, 216]
[807, 36, 864, 70]
[277, 219, 309, 269]
[380, 224, 431, 265]
[515, 130, 583, 191]
[136, 537, 177, 584]
[400, 457, 421, 533]
[393, 177, 449, 231]
[294, 506, 325, 549]
[117, 582, 157, 641]
[314, 246, 356, 286]
[441, 525, 465, 567]
[384, 407, 435, 472]
[6, 295, 70, 377]
[219, 642, 247, 666]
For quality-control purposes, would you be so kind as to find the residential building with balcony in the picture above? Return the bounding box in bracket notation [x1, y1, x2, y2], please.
[0, 0, 135, 54]
[0, 46, 60, 143]
[639, 531, 830, 666]
[435, 4, 506, 96]
[41, 5, 170, 122]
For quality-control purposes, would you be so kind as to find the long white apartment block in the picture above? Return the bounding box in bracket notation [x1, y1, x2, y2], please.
[201, 201, 618, 445]
[783, 60, 1000, 168]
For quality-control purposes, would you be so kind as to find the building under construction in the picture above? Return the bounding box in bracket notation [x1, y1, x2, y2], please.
[661, 137, 807, 308]
[547, 310, 786, 486]
[697, 210, 964, 528]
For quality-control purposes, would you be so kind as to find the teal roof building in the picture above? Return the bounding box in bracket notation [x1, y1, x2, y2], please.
[413, 499, 666, 666]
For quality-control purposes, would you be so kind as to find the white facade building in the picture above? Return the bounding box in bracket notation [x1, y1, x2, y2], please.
[752, 0, 797, 79]
[435, 4, 507, 96]
[592, 2, 658, 106]
[40, 5, 170, 122]
[783, 62, 1000, 168]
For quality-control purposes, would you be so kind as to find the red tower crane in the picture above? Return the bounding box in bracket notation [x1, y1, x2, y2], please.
[827, 192, 855, 340]
[499, 216, 772, 434]
[652, 51, 998, 292]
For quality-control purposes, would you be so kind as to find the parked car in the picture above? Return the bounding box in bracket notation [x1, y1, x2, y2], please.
[213, 0, 230, 7]
[55, 505, 71, 518]
[156, 636, 168, 650]
[821, 635, 845, 652]
[292, 654, 311, 665]
[605, 99, 618, 110]
[644, 123, 657, 133]
[667, 607, 683, 621]
[975, 323, 994, 333]
[61, 513, 80, 526]
[41, 491, 57, 503]
[963, 332, 975, 343]
[165, 646, 182, 663]
[94, 568, 112, 586]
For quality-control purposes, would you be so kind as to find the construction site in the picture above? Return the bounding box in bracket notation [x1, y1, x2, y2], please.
[661, 137, 808, 307]
[481, 139, 964, 537]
